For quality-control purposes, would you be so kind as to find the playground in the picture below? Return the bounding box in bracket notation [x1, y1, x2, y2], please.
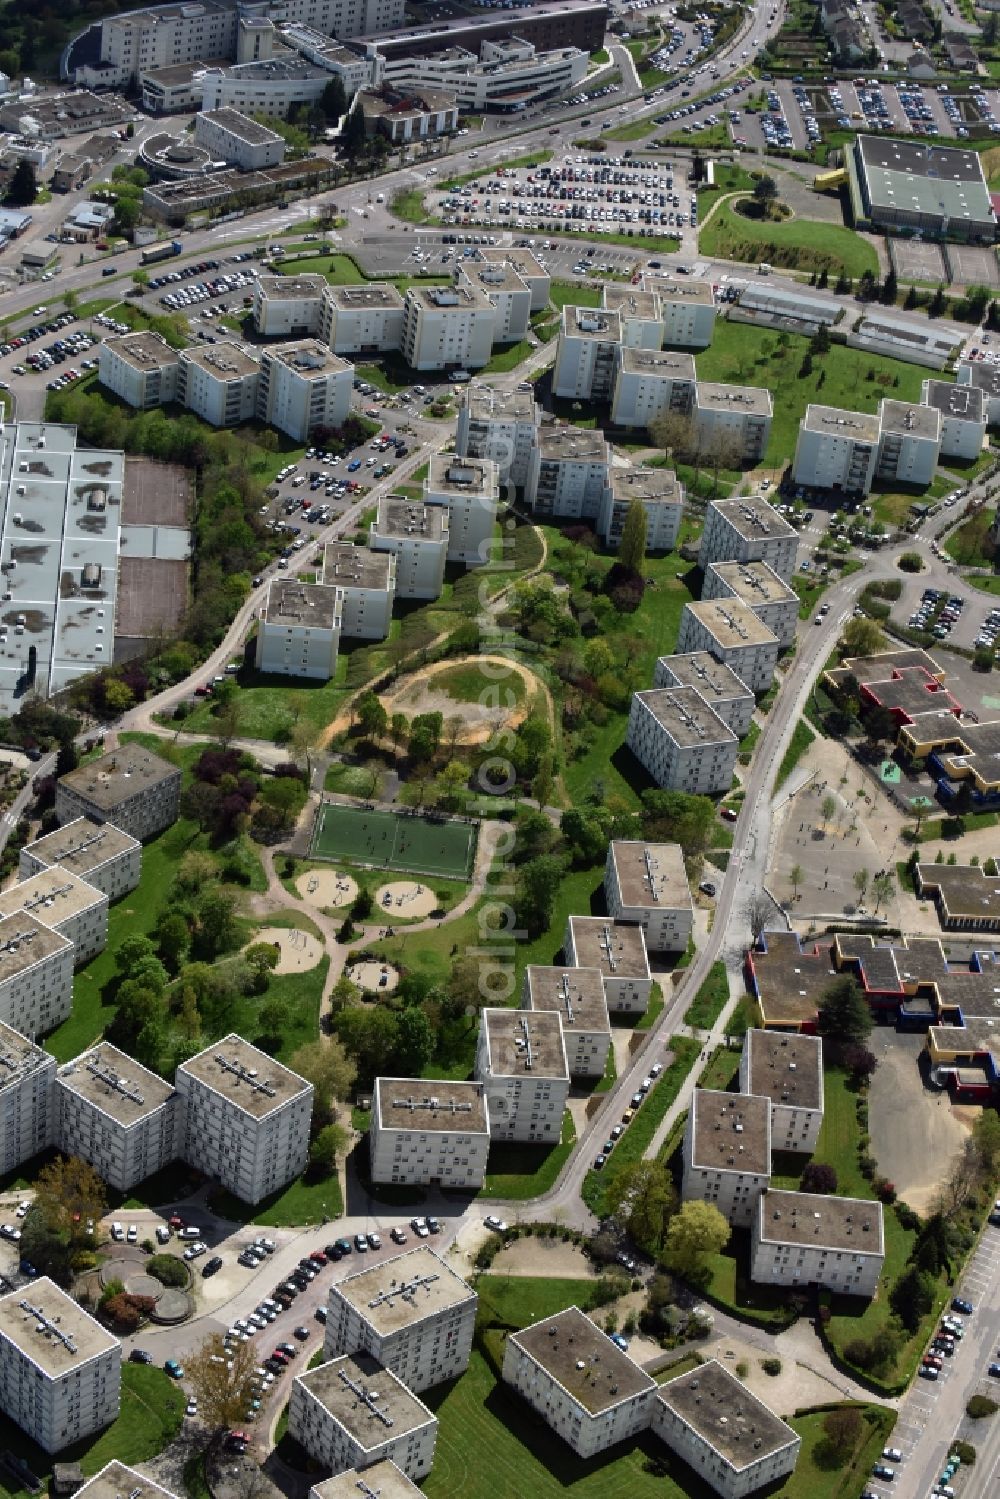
[311, 802, 478, 879]
[375, 879, 439, 918]
[295, 868, 359, 908]
[253, 925, 324, 973]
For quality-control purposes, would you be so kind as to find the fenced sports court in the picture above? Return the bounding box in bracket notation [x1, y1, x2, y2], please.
[311, 801, 478, 879]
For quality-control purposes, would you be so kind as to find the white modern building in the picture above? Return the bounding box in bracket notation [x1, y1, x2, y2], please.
[0, 867, 108, 966]
[357, 85, 458, 144]
[625, 687, 738, 795]
[692, 383, 772, 467]
[478, 247, 550, 311]
[457, 261, 531, 344]
[563, 916, 652, 1015]
[322, 544, 395, 640]
[681, 1089, 771, 1228]
[309, 1462, 420, 1499]
[253, 274, 325, 338]
[921, 379, 987, 461]
[703, 561, 798, 649]
[20, 819, 141, 904]
[0, 1023, 56, 1175]
[0, 1279, 120, 1452]
[97, 330, 181, 410]
[791, 405, 881, 496]
[521, 965, 610, 1079]
[56, 745, 182, 844]
[603, 840, 693, 955]
[323, 1247, 476, 1393]
[602, 286, 664, 351]
[289, 1353, 438, 1482]
[194, 106, 285, 168]
[644, 275, 717, 348]
[320, 283, 406, 356]
[369, 496, 448, 601]
[400, 283, 494, 372]
[597, 465, 683, 552]
[369, 1078, 490, 1189]
[175, 1035, 313, 1205]
[739, 1030, 824, 1155]
[176, 341, 260, 428]
[380, 38, 588, 113]
[475, 1007, 569, 1144]
[956, 359, 1000, 425]
[523, 427, 610, 520]
[255, 577, 343, 680]
[653, 653, 755, 739]
[698, 498, 798, 582]
[0, 913, 75, 1040]
[54, 1043, 178, 1194]
[875, 398, 941, 488]
[676, 601, 780, 695]
[502, 1307, 657, 1460]
[611, 347, 696, 430]
[258, 341, 353, 442]
[751, 1189, 884, 1299]
[652, 1361, 800, 1499]
[424, 454, 499, 566]
[455, 381, 539, 487]
[552, 306, 622, 402]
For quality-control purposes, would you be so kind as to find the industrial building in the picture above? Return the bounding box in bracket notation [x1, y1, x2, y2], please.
[847, 134, 997, 243]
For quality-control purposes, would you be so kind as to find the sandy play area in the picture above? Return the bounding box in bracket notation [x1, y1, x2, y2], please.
[375, 880, 438, 918]
[348, 959, 400, 994]
[254, 925, 324, 973]
[296, 868, 358, 909]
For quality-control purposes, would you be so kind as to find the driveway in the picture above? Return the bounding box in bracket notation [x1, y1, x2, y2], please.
[868, 1029, 970, 1214]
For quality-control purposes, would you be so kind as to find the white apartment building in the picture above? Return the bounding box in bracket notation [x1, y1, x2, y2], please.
[503, 1307, 657, 1461]
[455, 381, 539, 488]
[323, 1246, 476, 1393]
[563, 916, 652, 1015]
[676, 600, 780, 696]
[56, 744, 182, 844]
[369, 1078, 490, 1189]
[603, 840, 693, 954]
[289, 1353, 438, 1481]
[176, 341, 260, 428]
[253, 274, 325, 338]
[653, 653, 754, 738]
[698, 497, 798, 582]
[255, 578, 343, 679]
[309, 1462, 420, 1499]
[320, 284, 406, 356]
[322, 544, 395, 640]
[602, 286, 663, 351]
[175, 1035, 313, 1205]
[739, 1030, 824, 1155]
[457, 262, 531, 344]
[652, 1361, 800, 1499]
[791, 405, 881, 496]
[552, 306, 622, 402]
[521, 965, 610, 1079]
[703, 561, 798, 649]
[682, 1089, 771, 1228]
[0, 1279, 120, 1453]
[0, 1023, 56, 1176]
[875, 398, 941, 487]
[97, 331, 181, 410]
[692, 384, 772, 466]
[597, 464, 683, 552]
[523, 427, 610, 521]
[400, 283, 494, 372]
[625, 687, 738, 796]
[0, 914, 75, 1039]
[423, 454, 499, 566]
[752, 1189, 884, 1299]
[75, 1464, 182, 1499]
[369, 496, 448, 600]
[194, 107, 284, 169]
[921, 379, 987, 461]
[20, 819, 141, 904]
[957, 358, 1000, 425]
[611, 348, 696, 430]
[55, 1043, 178, 1194]
[642, 275, 717, 348]
[257, 341, 353, 442]
[478, 247, 550, 311]
[0, 867, 108, 966]
[475, 1007, 569, 1144]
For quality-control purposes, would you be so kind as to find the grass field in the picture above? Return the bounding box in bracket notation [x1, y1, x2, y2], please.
[481, 1111, 576, 1200]
[699, 201, 879, 279]
[775, 720, 817, 791]
[476, 1273, 597, 1327]
[434, 661, 527, 706]
[181, 658, 351, 741]
[313, 801, 478, 878]
[683, 961, 730, 1030]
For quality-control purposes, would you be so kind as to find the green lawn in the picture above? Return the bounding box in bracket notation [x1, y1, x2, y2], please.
[946, 507, 994, 566]
[208, 1166, 343, 1226]
[433, 661, 527, 707]
[603, 120, 656, 141]
[392, 187, 437, 224]
[483, 339, 534, 373]
[181, 656, 351, 741]
[699, 201, 878, 279]
[481, 1111, 576, 1200]
[514, 863, 604, 977]
[476, 1273, 597, 1327]
[550, 280, 602, 310]
[683, 961, 730, 1030]
[775, 720, 817, 791]
[272, 253, 367, 284]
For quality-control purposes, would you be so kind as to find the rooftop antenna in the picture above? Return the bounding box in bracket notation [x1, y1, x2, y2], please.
[337, 1366, 394, 1428]
[368, 1271, 440, 1312]
[19, 1299, 77, 1355]
[212, 1052, 276, 1098]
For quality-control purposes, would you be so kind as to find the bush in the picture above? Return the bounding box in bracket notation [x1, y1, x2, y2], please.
[898, 551, 924, 573]
[966, 1396, 997, 1419]
[951, 1441, 976, 1465]
[761, 1357, 781, 1376]
[146, 1254, 188, 1287]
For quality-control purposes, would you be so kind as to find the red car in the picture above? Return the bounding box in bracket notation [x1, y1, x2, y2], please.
[270, 1350, 290, 1364]
[922, 1354, 943, 1370]
[169, 1214, 184, 1229]
[309, 1250, 327, 1265]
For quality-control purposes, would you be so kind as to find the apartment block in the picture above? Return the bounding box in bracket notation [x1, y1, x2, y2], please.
[175, 1035, 313, 1204]
[321, 544, 395, 641]
[176, 341, 260, 427]
[480, 246, 550, 311]
[875, 398, 940, 488]
[751, 1189, 884, 1298]
[643, 275, 717, 348]
[625, 687, 738, 795]
[603, 840, 693, 954]
[502, 1307, 656, 1460]
[0, 867, 108, 966]
[475, 1007, 569, 1144]
[323, 1246, 476, 1393]
[523, 427, 610, 521]
[75, 1465, 182, 1499]
[597, 465, 683, 553]
[552, 306, 621, 402]
[652, 1361, 800, 1499]
[0, 1279, 120, 1453]
[791, 405, 880, 495]
[0, 1023, 56, 1175]
[422, 454, 499, 566]
[521, 965, 610, 1079]
[57, 745, 180, 845]
[309, 1462, 419, 1499]
[921, 379, 986, 461]
[455, 381, 538, 488]
[692, 384, 772, 466]
[956, 358, 1000, 425]
[611, 347, 696, 430]
[676, 601, 780, 695]
[739, 1030, 824, 1155]
[289, 1353, 437, 1481]
[369, 1078, 489, 1189]
[653, 653, 754, 738]
[563, 916, 651, 1014]
[400, 283, 494, 371]
[257, 341, 353, 442]
[55, 1043, 178, 1193]
[97, 330, 180, 409]
[703, 561, 798, 648]
[603, 286, 663, 350]
[20, 818, 141, 903]
[369, 496, 448, 600]
[0, 913, 74, 1038]
[320, 283, 405, 356]
[194, 106, 285, 169]
[255, 578, 343, 680]
[682, 1090, 771, 1228]
[457, 261, 531, 344]
[252, 274, 325, 338]
[697, 497, 798, 582]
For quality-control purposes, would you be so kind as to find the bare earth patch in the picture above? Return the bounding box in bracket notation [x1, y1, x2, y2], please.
[253, 925, 324, 974]
[378, 655, 542, 747]
[348, 958, 400, 993]
[295, 868, 358, 908]
[374, 880, 438, 918]
[491, 1238, 597, 1278]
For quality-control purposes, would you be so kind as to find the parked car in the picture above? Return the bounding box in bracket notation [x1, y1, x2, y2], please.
[952, 1297, 973, 1316]
[202, 1256, 223, 1277]
[164, 1359, 185, 1379]
[129, 1349, 153, 1364]
[483, 1216, 507, 1233]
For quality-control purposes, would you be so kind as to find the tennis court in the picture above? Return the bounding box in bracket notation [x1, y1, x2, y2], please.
[312, 802, 478, 879]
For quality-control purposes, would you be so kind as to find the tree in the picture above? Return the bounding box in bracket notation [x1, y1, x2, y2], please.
[840, 617, 887, 658]
[890, 1264, 935, 1332]
[801, 1162, 838, 1194]
[156, 911, 190, 974]
[930, 284, 946, 317]
[103, 679, 134, 717]
[186, 1332, 261, 1434]
[340, 102, 368, 158]
[389, 712, 408, 751]
[513, 855, 565, 939]
[290, 1038, 357, 1119]
[244, 941, 280, 993]
[321, 76, 348, 121]
[194, 888, 239, 958]
[789, 863, 804, 900]
[116, 934, 158, 975]
[5, 158, 36, 207]
[853, 867, 869, 905]
[36, 1154, 107, 1234]
[308, 1121, 348, 1177]
[393, 1006, 434, 1075]
[752, 173, 778, 206]
[619, 499, 648, 576]
[971, 1109, 1000, 1181]
[740, 889, 773, 943]
[663, 1201, 730, 1283]
[817, 975, 872, 1044]
[872, 871, 894, 913]
[821, 793, 837, 824]
[881, 268, 898, 306]
[604, 1160, 676, 1254]
[819, 1407, 863, 1466]
[357, 691, 388, 742]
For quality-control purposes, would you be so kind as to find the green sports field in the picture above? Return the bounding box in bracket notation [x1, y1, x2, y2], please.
[312, 802, 478, 878]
